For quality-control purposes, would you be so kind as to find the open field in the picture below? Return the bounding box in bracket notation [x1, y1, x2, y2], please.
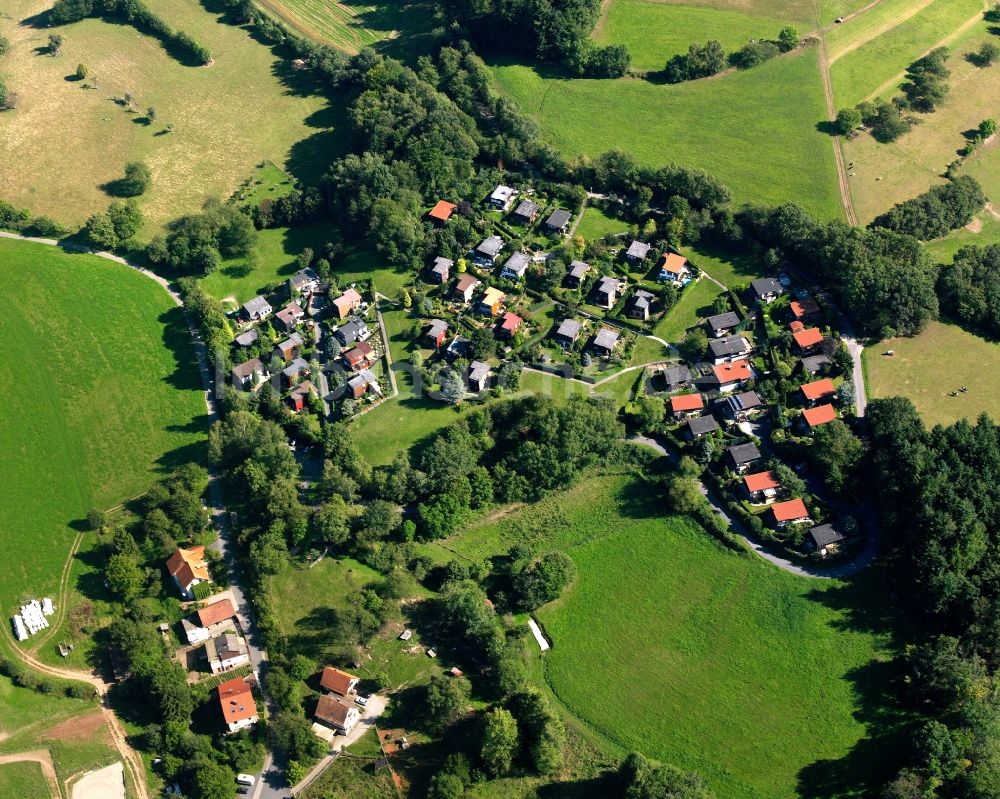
[0, 0, 329, 232]
[0, 761, 50, 799]
[825, 0, 937, 62]
[685, 241, 770, 288]
[422, 474, 900, 798]
[925, 211, 1000, 263]
[828, 0, 985, 107]
[864, 320, 1000, 427]
[840, 23, 1000, 222]
[602, 0, 872, 28]
[491, 49, 843, 219]
[0, 238, 206, 611]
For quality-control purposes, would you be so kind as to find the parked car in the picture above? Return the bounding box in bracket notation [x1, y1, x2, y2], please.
[356, 695, 369, 707]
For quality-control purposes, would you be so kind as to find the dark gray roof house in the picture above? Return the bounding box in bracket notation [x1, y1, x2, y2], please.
[625, 241, 651, 262]
[545, 209, 572, 231]
[567, 260, 590, 283]
[446, 335, 470, 361]
[709, 335, 752, 361]
[726, 441, 761, 469]
[512, 199, 540, 221]
[751, 277, 783, 303]
[241, 295, 272, 321]
[806, 522, 848, 553]
[724, 390, 762, 419]
[705, 311, 741, 336]
[800, 355, 832, 375]
[476, 236, 505, 260]
[500, 251, 530, 280]
[468, 360, 491, 392]
[335, 318, 369, 347]
[234, 329, 259, 347]
[661, 364, 692, 389]
[555, 318, 582, 346]
[282, 358, 311, 380]
[290, 267, 319, 294]
[687, 415, 719, 438]
[592, 327, 620, 353]
[430, 256, 452, 283]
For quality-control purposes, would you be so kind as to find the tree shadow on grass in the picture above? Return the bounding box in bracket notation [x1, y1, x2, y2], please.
[158, 306, 205, 393]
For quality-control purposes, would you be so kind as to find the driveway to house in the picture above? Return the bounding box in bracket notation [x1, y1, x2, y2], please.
[628, 436, 878, 579]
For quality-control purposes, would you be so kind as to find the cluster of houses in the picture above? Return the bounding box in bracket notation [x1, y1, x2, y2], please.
[662, 275, 853, 558]
[312, 666, 364, 737]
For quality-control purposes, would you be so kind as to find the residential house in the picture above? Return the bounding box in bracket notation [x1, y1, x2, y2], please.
[625, 241, 651, 264]
[429, 256, 452, 284]
[241, 295, 272, 323]
[545, 208, 571, 233]
[289, 267, 319, 296]
[629, 289, 656, 321]
[790, 298, 821, 321]
[478, 287, 505, 317]
[453, 274, 480, 304]
[287, 380, 317, 413]
[686, 414, 719, 439]
[793, 328, 824, 354]
[670, 393, 704, 419]
[591, 327, 620, 356]
[512, 199, 540, 224]
[566, 260, 590, 288]
[428, 200, 457, 224]
[332, 288, 363, 320]
[802, 403, 837, 431]
[320, 666, 360, 696]
[593, 276, 625, 309]
[801, 378, 836, 405]
[711, 360, 753, 393]
[497, 311, 522, 340]
[446, 336, 470, 361]
[468, 361, 491, 393]
[182, 597, 237, 645]
[800, 355, 832, 375]
[282, 358, 311, 385]
[234, 329, 259, 348]
[657, 252, 690, 285]
[335, 317, 370, 347]
[342, 342, 376, 372]
[166, 546, 211, 599]
[743, 470, 780, 504]
[475, 236, 505, 265]
[274, 332, 305, 362]
[770, 498, 811, 528]
[660, 364, 693, 391]
[232, 358, 265, 391]
[554, 318, 582, 348]
[750, 277, 783, 305]
[705, 311, 741, 338]
[275, 303, 305, 333]
[218, 676, 258, 734]
[206, 631, 250, 674]
[426, 319, 448, 349]
[347, 369, 381, 400]
[723, 390, 763, 422]
[726, 442, 761, 473]
[806, 522, 848, 556]
[488, 185, 517, 211]
[315, 695, 360, 735]
[500, 252, 530, 281]
[708, 335, 752, 364]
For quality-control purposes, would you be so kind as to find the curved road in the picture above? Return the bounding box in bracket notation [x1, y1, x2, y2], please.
[629, 436, 878, 579]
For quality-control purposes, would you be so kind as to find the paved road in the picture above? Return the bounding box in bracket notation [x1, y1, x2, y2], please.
[629, 436, 878, 579]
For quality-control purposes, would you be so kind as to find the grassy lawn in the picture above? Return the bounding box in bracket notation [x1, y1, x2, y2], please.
[864, 321, 1000, 427]
[0, 0, 330, 232]
[924, 212, 1000, 263]
[420, 474, 899, 798]
[298, 730, 397, 799]
[0, 238, 206, 612]
[0, 673, 98, 739]
[684, 241, 770, 288]
[841, 25, 1000, 223]
[828, 0, 984, 107]
[0, 762, 48, 798]
[653, 278, 724, 342]
[574, 204, 628, 242]
[490, 49, 843, 219]
[593, 0, 786, 72]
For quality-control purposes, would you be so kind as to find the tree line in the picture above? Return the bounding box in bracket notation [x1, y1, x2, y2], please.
[662, 26, 798, 83]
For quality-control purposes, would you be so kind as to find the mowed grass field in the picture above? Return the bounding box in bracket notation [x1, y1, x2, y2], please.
[840, 22, 1000, 222]
[422, 474, 896, 798]
[828, 0, 984, 107]
[0, 0, 329, 232]
[924, 212, 1000, 263]
[0, 762, 49, 798]
[0, 238, 206, 611]
[865, 321, 1000, 427]
[491, 49, 843, 219]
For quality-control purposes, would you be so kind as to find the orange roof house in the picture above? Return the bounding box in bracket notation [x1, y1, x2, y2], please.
[218, 676, 258, 733]
[744, 470, 780, 496]
[167, 546, 211, 599]
[801, 378, 836, 404]
[802, 403, 837, 429]
[320, 666, 359, 697]
[333, 288, 363, 320]
[497, 311, 522, 339]
[197, 597, 237, 627]
[771, 498, 810, 526]
[658, 252, 690, 283]
[712, 360, 752, 389]
[428, 200, 457, 223]
[790, 299, 820, 319]
[670, 393, 704, 416]
[793, 327, 824, 351]
[789, 320, 805, 333]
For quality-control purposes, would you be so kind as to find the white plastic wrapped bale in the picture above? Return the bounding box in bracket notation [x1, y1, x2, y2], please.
[20, 600, 49, 634]
[42, 597, 54, 615]
[12, 615, 28, 641]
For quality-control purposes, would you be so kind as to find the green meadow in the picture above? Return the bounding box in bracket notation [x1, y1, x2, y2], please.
[491, 49, 843, 219]
[0, 238, 206, 611]
[0, 762, 49, 798]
